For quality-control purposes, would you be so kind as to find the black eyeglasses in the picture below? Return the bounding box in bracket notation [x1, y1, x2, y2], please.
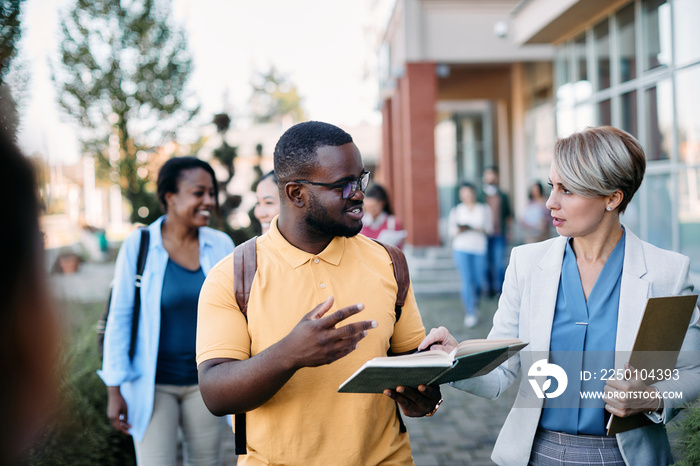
[295, 171, 370, 199]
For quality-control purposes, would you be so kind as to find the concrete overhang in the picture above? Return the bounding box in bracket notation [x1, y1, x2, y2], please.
[511, 0, 630, 45]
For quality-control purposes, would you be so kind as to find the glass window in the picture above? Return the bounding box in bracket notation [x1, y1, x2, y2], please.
[594, 20, 610, 90]
[679, 167, 700, 274]
[575, 102, 595, 131]
[617, 4, 637, 82]
[621, 91, 638, 138]
[645, 174, 673, 250]
[621, 189, 641, 236]
[574, 34, 588, 85]
[642, 0, 672, 71]
[555, 47, 571, 90]
[644, 79, 673, 161]
[676, 65, 700, 164]
[674, 0, 700, 66]
[598, 99, 611, 126]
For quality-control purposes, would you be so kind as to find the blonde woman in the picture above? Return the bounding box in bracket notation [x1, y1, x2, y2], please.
[421, 127, 700, 465]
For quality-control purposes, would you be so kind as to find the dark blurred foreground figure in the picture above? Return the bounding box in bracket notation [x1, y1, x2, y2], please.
[196, 121, 442, 465]
[0, 126, 62, 464]
[98, 156, 234, 465]
[421, 126, 700, 465]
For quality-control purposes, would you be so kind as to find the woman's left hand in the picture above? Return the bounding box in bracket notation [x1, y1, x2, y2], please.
[603, 364, 662, 417]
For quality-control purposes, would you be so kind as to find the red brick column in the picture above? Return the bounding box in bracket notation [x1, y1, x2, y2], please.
[395, 62, 440, 246]
[380, 98, 395, 199]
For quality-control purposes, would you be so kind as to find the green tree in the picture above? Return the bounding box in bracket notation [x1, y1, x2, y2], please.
[0, 0, 27, 137]
[55, 0, 198, 224]
[248, 66, 305, 124]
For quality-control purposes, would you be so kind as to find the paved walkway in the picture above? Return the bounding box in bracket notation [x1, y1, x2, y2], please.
[50, 261, 509, 465]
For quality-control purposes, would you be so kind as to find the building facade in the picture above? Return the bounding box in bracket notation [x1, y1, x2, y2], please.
[373, 0, 700, 281]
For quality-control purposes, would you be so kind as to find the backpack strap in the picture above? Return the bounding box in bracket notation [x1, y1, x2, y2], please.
[232, 236, 257, 455]
[234, 237, 258, 317]
[372, 239, 411, 434]
[372, 239, 409, 323]
[128, 228, 149, 361]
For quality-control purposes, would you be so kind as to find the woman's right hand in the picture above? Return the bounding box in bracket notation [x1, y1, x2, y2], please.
[418, 326, 459, 353]
[107, 386, 131, 435]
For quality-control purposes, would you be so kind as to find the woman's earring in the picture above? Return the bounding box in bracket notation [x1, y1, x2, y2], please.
[606, 206, 612, 211]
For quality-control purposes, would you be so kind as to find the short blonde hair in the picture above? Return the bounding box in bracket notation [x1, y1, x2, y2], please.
[553, 126, 646, 213]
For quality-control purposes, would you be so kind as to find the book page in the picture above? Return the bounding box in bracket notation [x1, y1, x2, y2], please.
[453, 338, 525, 358]
[363, 350, 453, 368]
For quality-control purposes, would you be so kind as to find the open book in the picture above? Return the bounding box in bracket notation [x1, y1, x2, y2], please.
[338, 338, 527, 394]
[606, 294, 698, 435]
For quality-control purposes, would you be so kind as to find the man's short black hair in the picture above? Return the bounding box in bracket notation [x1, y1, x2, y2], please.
[273, 121, 353, 181]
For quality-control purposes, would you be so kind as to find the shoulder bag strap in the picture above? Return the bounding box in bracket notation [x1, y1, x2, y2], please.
[129, 228, 149, 361]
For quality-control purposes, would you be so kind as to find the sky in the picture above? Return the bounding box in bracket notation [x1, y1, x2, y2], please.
[16, 0, 381, 164]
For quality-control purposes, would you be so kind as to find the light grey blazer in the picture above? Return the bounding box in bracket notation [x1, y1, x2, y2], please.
[453, 227, 700, 466]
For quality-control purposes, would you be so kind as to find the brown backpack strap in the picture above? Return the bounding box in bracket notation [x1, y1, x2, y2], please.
[232, 236, 258, 456]
[233, 237, 258, 317]
[372, 239, 410, 322]
[373, 239, 410, 433]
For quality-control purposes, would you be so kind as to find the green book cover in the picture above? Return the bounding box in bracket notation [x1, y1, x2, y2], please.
[338, 339, 527, 394]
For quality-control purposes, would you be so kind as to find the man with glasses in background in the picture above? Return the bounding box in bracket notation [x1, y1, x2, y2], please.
[196, 121, 441, 465]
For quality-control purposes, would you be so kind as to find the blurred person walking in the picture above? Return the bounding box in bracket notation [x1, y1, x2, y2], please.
[518, 181, 552, 244]
[479, 166, 512, 297]
[0, 125, 62, 464]
[361, 183, 406, 248]
[253, 170, 280, 234]
[99, 156, 234, 466]
[448, 182, 493, 328]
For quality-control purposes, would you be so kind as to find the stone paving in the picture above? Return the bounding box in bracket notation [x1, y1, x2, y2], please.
[403, 293, 510, 466]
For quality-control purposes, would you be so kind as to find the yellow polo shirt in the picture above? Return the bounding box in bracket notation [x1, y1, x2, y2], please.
[197, 218, 425, 465]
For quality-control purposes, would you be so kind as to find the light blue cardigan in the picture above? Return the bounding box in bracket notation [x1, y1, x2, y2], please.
[98, 216, 234, 441]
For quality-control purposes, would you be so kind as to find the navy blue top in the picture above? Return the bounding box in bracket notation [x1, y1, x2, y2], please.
[155, 259, 205, 385]
[540, 229, 625, 435]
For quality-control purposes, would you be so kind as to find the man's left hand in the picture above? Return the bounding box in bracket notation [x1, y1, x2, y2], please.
[383, 385, 442, 418]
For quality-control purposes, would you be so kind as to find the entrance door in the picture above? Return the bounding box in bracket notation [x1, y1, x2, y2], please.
[435, 103, 495, 244]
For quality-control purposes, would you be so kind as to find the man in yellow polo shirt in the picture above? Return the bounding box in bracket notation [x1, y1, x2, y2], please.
[197, 121, 442, 465]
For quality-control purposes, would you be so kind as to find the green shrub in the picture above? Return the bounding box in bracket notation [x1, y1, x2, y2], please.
[672, 402, 700, 466]
[21, 302, 136, 466]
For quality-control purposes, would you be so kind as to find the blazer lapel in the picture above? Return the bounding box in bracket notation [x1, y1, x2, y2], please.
[615, 229, 650, 363]
[530, 237, 567, 352]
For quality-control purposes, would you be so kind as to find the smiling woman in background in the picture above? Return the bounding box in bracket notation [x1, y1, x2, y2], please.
[420, 126, 700, 466]
[254, 170, 280, 234]
[99, 156, 234, 465]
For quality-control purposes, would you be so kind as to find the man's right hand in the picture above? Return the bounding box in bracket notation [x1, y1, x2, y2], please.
[282, 296, 377, 369]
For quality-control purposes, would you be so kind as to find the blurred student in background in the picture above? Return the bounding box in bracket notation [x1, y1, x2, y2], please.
[518, 181, 552, 244]
[448, 182, 493, 328]
[361, 183, 406, 248]
[0, 126, 62, 464]
[479, 166, 512, 296]
[99, 156, 234, 465]
[254, 170, 280, 234]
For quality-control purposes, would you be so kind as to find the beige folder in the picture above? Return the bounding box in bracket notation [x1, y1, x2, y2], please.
[606, 294, 699, 435]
